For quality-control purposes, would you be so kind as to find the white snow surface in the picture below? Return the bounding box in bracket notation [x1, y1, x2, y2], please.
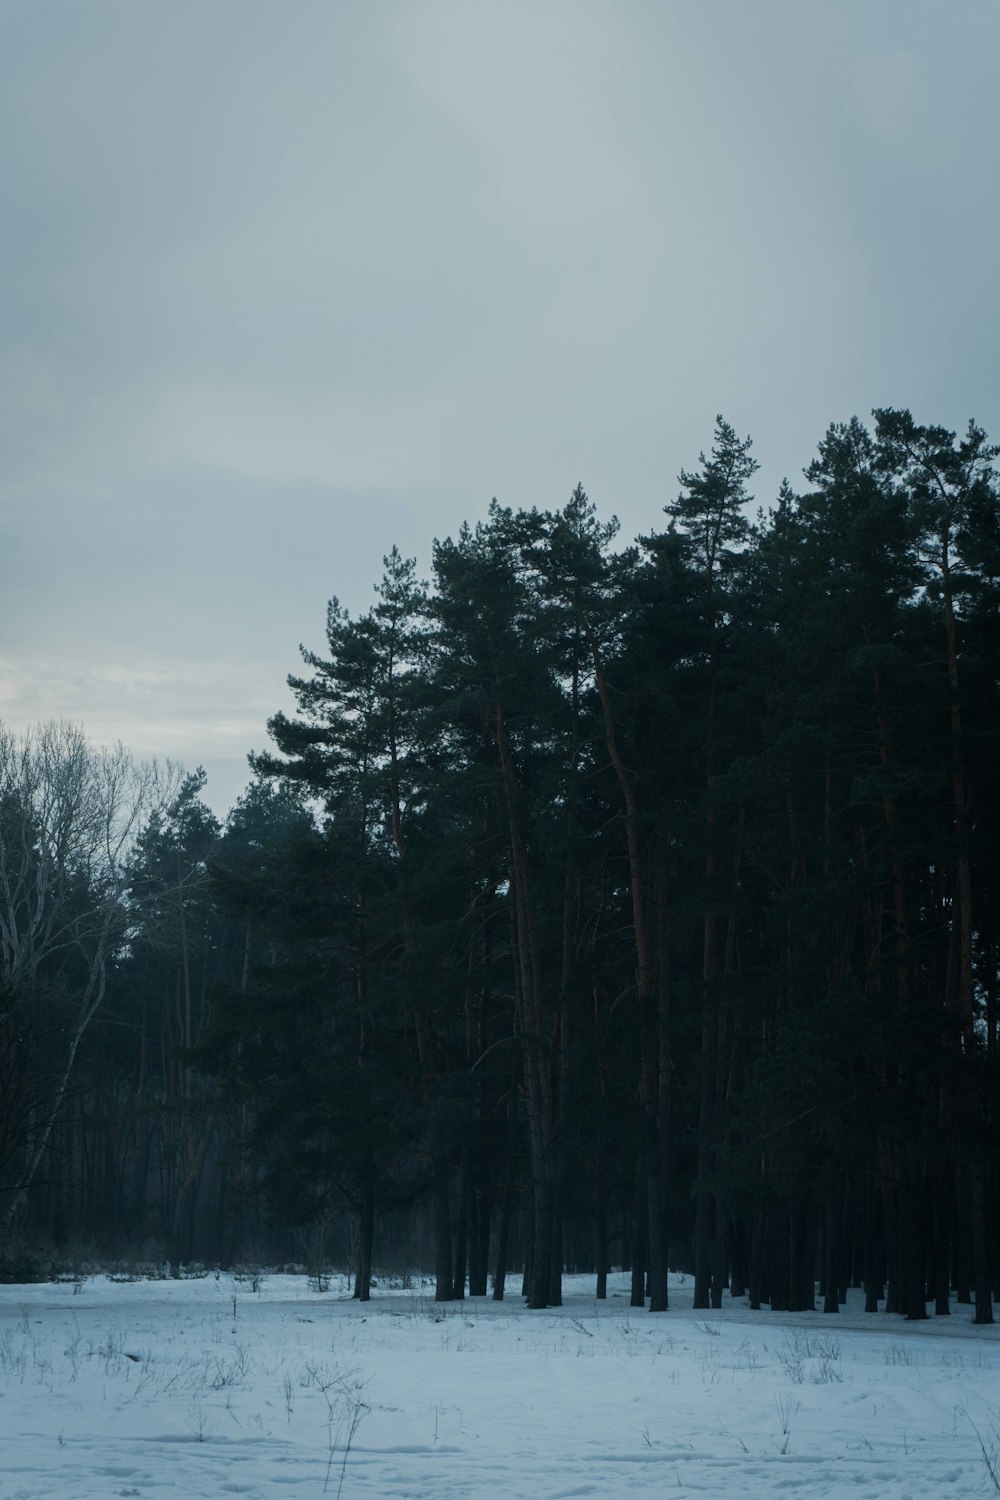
[1, 1271, 999, 1498]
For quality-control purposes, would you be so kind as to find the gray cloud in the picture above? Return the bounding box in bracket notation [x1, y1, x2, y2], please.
[2, 0, 997, 813]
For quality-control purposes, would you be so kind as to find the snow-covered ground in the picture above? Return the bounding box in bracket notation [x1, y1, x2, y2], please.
[1, 1271, 999, 1498]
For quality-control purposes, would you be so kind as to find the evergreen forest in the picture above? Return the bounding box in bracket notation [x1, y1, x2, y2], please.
[3, 407, 999, 1322]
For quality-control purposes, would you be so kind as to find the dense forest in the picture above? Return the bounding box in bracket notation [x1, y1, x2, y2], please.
[2, 408, 999, 1321]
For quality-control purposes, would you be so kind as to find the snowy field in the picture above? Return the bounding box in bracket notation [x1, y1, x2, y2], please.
[2, 1272, 1000, 1499]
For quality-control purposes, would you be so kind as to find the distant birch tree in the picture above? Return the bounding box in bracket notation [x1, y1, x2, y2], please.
[0, 721, 172, 1236]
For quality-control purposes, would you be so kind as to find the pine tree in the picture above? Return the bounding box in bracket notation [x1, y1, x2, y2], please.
[666, 417, 757, 1310]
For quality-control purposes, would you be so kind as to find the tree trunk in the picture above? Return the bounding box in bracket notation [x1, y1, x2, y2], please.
[971, 1162, 994, 1325]
[355, 1161, 374, 1301]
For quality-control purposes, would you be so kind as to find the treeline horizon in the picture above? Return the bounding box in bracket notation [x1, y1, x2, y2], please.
[2, 407, 999, 1320]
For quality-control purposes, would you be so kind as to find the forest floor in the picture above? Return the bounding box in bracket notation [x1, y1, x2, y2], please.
[0, 1271, 998, 1498]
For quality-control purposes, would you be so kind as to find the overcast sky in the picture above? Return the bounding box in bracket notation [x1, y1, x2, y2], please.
[2, 0, 997, 815]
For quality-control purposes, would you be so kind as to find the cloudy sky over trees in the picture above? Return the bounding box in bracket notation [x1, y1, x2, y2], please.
[3, 0, 996, 812]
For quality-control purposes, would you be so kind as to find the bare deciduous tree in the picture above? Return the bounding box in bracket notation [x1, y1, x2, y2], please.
[0, 720, 176, 1235]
